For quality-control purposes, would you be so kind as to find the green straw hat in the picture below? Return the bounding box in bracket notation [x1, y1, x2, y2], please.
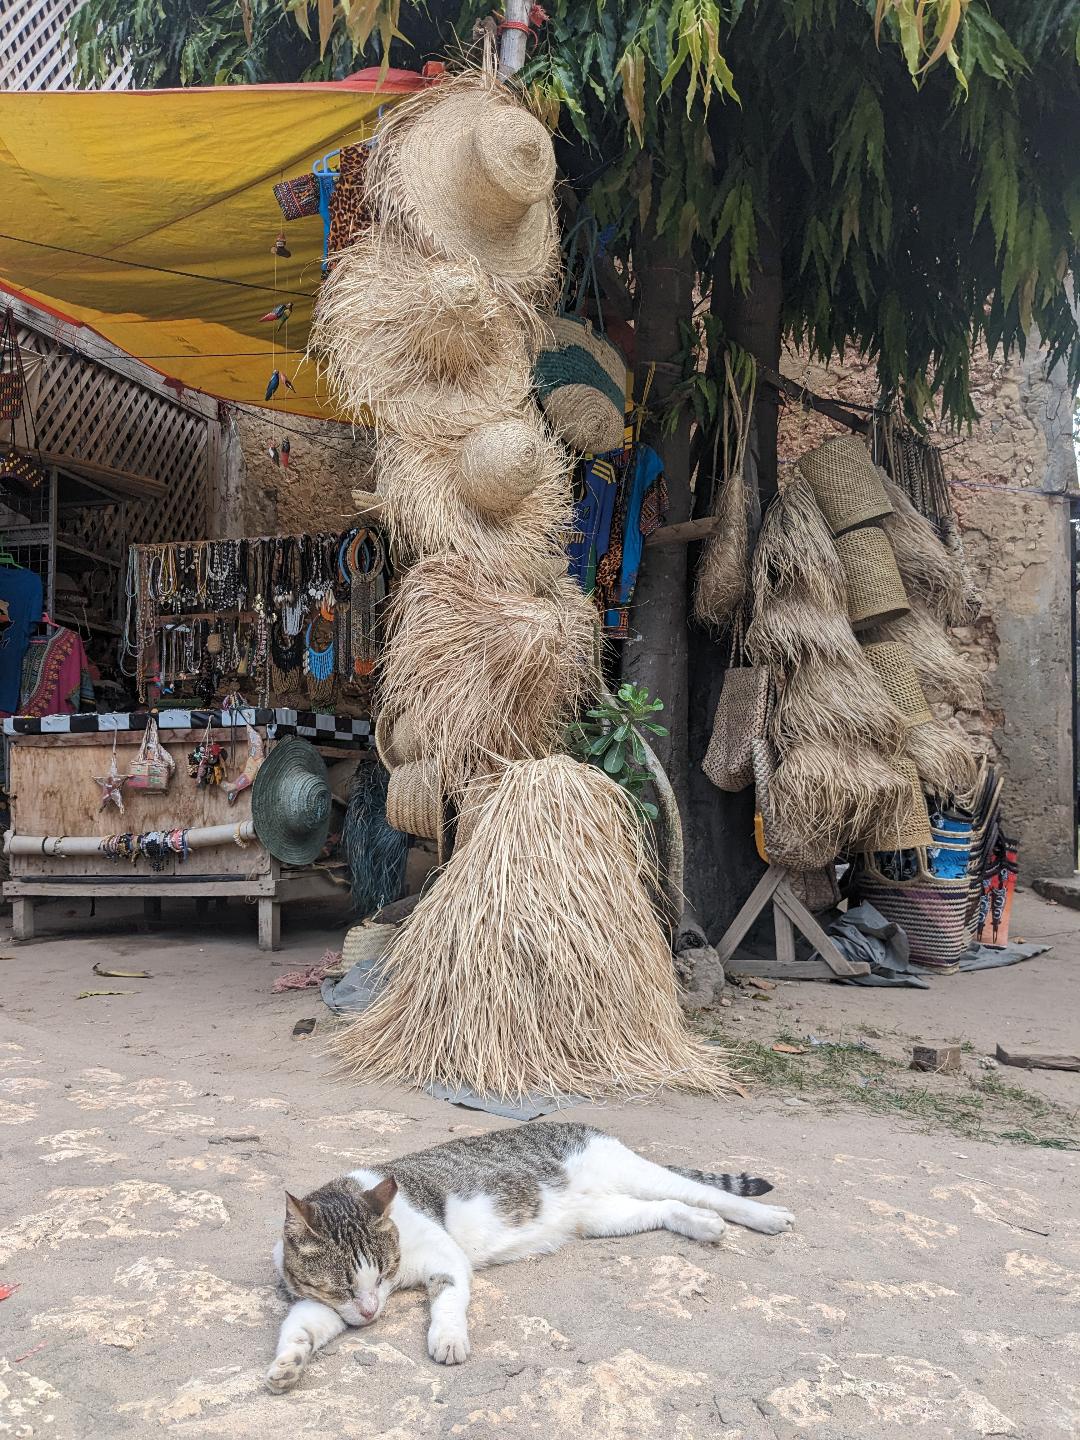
[251, 737, 331, 866]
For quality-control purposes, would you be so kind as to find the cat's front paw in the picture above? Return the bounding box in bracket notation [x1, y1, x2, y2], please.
[428, 1324, 470, 1365]
[266, 1350, 305, 1393]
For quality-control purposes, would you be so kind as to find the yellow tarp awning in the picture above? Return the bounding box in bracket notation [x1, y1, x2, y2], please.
[0, 72, 423, 419]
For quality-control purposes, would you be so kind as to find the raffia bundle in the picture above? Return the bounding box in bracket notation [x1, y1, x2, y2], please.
[331, 755, 736, 1099]
[692, 358, 757, 628]
[379, 557, 597, 795]
[905, 716, 979, 799]
[767, 741, 908, 862]
[864, 602, 983, 710]
[364, 71, 560, 315]
[879, 475, 969, 625]
[311, 236, 538, 436]
[376, 415, 572, 587]
[774, 660, 905, 759]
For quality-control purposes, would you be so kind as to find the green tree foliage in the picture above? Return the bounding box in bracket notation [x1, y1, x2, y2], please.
[68, 1, 1080, 422]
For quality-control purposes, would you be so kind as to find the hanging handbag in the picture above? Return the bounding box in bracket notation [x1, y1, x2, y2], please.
[125, 715, 175, 793]
[702, 617, 774, 793]
[273, 172, 320, 222]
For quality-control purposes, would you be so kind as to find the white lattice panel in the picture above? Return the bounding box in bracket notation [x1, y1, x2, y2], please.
[0, 0, 129, 92]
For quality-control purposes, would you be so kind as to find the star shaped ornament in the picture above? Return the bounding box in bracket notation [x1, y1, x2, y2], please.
[94, 755, 126, 814]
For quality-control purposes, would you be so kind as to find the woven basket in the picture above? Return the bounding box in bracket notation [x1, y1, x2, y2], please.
[862, 757, 931, 851]
[835, 525, 911, 630]
[535, 314, 625, 454]
[703, 666, 773, 793]
[385, 760, 445, 854]
[861, 640, 932, 727]
[458, 417, 547, 519]
[797, 435, 893, 535]
[853, 855, 973, 972]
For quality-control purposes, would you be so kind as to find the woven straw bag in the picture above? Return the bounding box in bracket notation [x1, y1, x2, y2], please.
[835, 524, 910, 630]
[703, 666, 774, 792]
[861, 640, 932, 727]
[797, 435, 893, 535]
[751, 736, 836, 872]
[853, 855, 973, 971]
[862, 757, 931, 851]
[374, 710, 420, 769]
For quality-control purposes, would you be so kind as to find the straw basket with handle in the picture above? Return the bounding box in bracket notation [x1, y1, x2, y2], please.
[797, 435, 893, 535]
[853, 853, 974, 972]
[835, 525, 911, 631]
[860, 756, 932, 852]
[535, 216, 626, 455]
[703, 617, 774, 793]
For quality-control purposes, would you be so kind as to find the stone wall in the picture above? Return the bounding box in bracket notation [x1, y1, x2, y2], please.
[212, 406, 375, 538]
[777, 343, 1077, 879]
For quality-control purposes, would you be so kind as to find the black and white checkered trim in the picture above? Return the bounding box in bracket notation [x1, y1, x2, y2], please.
[3, 708, 371, 746]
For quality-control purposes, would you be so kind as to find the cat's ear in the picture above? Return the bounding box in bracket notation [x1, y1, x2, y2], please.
[365, 1176, 398, 1216]
[284, 1190, 318, 1235]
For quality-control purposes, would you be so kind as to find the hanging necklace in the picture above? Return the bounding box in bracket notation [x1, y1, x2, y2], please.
[303, 620, 335, 682]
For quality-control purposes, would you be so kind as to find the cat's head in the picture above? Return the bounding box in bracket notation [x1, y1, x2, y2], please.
[279, 1176, 400, 1327]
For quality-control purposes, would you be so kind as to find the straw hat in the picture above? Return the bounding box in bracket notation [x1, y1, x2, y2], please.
[373, 79, 557, 291]
[385, 760, 447, 859]
[798, 435, 893, 535]
[251, 737, 331, 865]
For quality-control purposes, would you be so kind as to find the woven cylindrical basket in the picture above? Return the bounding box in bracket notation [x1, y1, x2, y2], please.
[535, 314, 625, 454]
[797, 435, 893, 534]
[385, 760, 445, 853]
[862, 757, 931, 852]
[835, 525, 911, 630]
[861, 640, 932, 727]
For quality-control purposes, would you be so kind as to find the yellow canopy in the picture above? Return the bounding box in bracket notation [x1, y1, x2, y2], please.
[0, 72, 423, 419]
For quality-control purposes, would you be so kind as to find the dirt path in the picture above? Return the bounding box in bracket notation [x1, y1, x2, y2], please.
[1, 890, 1077, 1437]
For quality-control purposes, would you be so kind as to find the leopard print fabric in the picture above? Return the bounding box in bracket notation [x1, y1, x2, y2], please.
[327, 145, 372, 263]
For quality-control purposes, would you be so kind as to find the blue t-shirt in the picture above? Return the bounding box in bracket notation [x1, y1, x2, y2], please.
[0, 566, 43, 713]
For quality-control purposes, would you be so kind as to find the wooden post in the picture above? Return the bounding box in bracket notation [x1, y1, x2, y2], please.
[11, 897, 34, 942]
[498, 0, 530, 77]
[258, 899, 280, 952]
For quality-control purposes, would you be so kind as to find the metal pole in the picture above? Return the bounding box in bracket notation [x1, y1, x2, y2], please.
[498, 0, 530, 78]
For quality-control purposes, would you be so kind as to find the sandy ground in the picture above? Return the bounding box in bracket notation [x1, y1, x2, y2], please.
[1, 889, 1079, 1439]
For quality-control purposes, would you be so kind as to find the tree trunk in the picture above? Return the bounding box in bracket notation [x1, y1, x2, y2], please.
[622, 228, 696, 822]
[683, 225, 783, 940]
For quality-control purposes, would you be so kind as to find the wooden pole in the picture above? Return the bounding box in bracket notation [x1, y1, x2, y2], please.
[5, 821, 256, 857]
[498, 0, 530, 77]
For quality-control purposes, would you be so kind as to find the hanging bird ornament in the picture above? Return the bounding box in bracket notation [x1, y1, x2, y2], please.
[268, 444, 280, 466]
[282, 374, 296, 394]
[280, 437, 291, 469]
[259, 302, 293, 328]
[264, 370, 280, 401]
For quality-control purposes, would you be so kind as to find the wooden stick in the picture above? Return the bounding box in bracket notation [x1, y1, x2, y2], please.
[644, 516, 722, 548]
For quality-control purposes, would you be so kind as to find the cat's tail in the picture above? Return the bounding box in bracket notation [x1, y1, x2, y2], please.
[669, 1166, 774, 1197]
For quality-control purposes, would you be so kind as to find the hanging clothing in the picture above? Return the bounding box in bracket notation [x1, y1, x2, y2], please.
[603, 444, 668, 638]
[0, 566, 42, 712]
[18, 625, 92, 717]
[315, 170, 338, 271]
[567, 453, 621, 592]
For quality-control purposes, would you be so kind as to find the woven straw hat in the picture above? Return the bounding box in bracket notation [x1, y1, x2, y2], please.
[835, 524, 911, 631]
[798, 435, 893, 535]
[535, 314, 626, 454]
[862, 757, 931, 852]
[251, 737, 331, 866]
[458, 417, 549, 518]
[383, 84, 556, 288]
[861, 641, 932, 728]
[385, 760, 446, 857]
[375, 710, 421, 769]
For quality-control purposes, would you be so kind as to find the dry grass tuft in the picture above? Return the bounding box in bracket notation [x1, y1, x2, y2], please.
[769, 741, 908, 860]
[380, 557, 597, 796]
[752, 476, 847, 610]
[880, 476, 969, 625]
[330, 755, 736, 1100]
[905, 716, 979, 799]
[865, 603, 983, 710]
[311, 234, 538, 435]
[693, 467, 749, 628]
[376, 418, 572, 589]
[775, 656, 906, 759]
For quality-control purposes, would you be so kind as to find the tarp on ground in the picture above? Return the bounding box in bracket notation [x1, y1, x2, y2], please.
[0, 71, 424, 419]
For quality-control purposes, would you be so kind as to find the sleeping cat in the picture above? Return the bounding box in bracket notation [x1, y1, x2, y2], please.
[267, 1121, 793, 1392]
